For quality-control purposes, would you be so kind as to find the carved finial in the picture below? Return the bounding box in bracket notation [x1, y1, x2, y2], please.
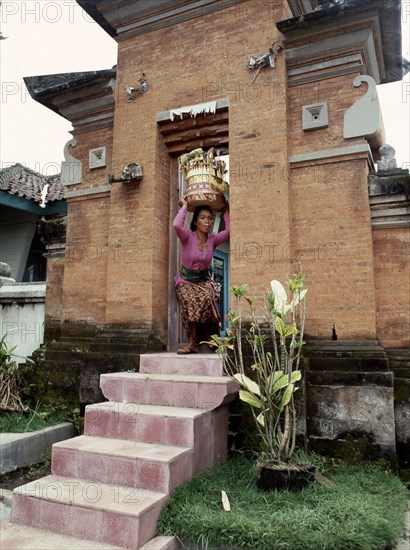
[377, 144, 397, 172]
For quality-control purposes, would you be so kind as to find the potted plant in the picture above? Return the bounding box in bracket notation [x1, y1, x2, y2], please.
[209, 273, 314, 491]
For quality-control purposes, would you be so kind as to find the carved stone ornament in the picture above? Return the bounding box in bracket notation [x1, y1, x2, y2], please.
[343, 75, 382, 140]
[125, 73, 148, 102]
[0, 262, 12, 278]
[122, 163, 143, 181]
[248, 41, 283, 83]
[61, 138, 82, 186]
[377, 144, 397, 172]
[108, 163, 143, 183]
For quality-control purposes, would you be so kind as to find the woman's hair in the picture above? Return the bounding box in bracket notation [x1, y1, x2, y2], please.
[190, 205, 213, 231]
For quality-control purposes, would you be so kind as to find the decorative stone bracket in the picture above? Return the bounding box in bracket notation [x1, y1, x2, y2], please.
[343, 75, 382, 145]
[108, 163, 143, 184]
[61, 139, 82, 186]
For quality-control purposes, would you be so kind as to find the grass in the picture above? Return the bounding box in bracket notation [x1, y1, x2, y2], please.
[0, 410, 66, 433]
[157, 454, 408, 550]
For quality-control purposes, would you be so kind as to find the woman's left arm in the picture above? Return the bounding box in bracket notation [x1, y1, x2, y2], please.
[213, 209, 230, 246]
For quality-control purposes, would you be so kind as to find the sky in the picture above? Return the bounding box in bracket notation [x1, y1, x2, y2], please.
[0, 0, 409, 175]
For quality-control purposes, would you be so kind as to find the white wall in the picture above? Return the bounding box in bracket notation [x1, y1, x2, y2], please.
[0, 282, 45, 362]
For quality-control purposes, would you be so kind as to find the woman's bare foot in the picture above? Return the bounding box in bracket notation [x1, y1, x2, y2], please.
[177, 345, 197, 355]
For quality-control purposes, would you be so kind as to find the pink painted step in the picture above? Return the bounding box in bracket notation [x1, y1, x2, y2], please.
[8, 353, 238, 549]
[84, 402, 202, 447]
[84, 401, 230, 475]
[0, 517, 180, 550]
[0, 516, 127, 550]
[100, 372, 237, 410]
[140, 353, 224, 376]
[52, 435, 193, 493]
[11, 475, 168, 549]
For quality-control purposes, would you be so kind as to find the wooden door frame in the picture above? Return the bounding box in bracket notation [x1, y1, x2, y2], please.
[158, 101, 229, 350]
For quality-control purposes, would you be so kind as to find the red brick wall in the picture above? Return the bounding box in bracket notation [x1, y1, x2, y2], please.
[289, 158, 377, 339]
[373, 228, 410, 348]
[67, 126, 114, 191]
[276, 65, 378, 339]
[63, 194, 110, 324]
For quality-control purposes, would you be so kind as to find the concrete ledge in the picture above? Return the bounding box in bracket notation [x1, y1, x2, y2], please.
[0, 423, 74, 475]
[0, 282, 46, 301]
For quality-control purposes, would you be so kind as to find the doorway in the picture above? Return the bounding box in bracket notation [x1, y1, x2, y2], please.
[157, 101, 229, 350]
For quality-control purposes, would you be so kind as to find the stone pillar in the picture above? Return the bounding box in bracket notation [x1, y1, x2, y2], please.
[39, 216, 67, 341]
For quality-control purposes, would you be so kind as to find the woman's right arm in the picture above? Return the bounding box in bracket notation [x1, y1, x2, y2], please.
[172, 205, 189, 243]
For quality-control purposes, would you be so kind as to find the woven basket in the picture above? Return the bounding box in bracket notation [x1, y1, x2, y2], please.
[185, 164, 228, 212]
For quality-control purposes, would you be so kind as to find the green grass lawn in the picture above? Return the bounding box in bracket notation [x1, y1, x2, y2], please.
[0, 410, 66, 433]
[157, 455, 408, 550]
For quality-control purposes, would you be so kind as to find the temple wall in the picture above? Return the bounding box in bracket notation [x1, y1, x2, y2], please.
[101, 0, 292, 339]
[373, 228, 410, 348]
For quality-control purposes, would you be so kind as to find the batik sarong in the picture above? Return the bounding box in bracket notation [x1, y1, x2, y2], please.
[176, 282, 220, 343]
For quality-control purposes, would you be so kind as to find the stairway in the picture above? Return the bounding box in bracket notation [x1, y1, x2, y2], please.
[7, 353, 238, 549]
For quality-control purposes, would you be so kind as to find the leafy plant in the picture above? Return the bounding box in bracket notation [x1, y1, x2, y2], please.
[0, 332, 34, 412]
[209, 274, 307, 464]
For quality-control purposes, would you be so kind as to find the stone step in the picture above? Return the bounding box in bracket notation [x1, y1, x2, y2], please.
[140, 535, 181, 549]
[11, 475, 167, 549]
[100, 371, 237, 410]
[84, 401, 203, 448]
[84, 401, 230, 475]
[52, 435, 193, 493]
[0, 516, 126, 550]
[140, 352, 224, 376]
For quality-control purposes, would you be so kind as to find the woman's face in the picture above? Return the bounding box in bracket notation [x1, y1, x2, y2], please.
[195, 209, 214, 233]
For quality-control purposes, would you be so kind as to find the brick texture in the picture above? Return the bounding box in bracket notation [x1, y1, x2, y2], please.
[51, 0, 407, 348]
[373, 228, 410, 348]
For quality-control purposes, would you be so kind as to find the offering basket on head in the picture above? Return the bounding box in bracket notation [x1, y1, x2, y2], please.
[179, 148, 229, 212]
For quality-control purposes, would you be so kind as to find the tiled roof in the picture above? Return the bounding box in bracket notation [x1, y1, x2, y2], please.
[24, 68, 116, 119]
[0, 164, 64, 206]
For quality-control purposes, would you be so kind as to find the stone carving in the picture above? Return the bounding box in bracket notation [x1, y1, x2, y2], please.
[108, 163, 143, 183]
[122, 163, 143, 181]
[377, 144, 397, 171]
[125, 73, 148, 102]
[0, 262, 12, 278]
[248, 41, 283, 83]
[343, 75, 381, 141]
[61, 139, 82, 186]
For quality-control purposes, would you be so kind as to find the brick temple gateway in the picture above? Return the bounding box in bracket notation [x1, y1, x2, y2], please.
[17, 0, 410, 472]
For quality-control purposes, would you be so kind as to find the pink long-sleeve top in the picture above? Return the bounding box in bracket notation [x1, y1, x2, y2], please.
[173, 206, 230, 286]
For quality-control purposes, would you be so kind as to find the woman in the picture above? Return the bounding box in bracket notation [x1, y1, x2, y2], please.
[173, 198, 230, 354]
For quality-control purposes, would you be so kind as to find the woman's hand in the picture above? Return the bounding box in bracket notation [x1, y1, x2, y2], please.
[179, 196, 188, 209]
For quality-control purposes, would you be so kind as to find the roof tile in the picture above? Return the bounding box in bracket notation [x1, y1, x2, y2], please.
[0, 164, 64, 206]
